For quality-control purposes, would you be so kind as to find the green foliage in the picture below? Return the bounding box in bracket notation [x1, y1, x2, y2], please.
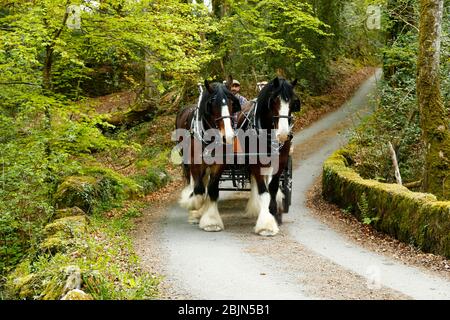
[0, 0, 187, 273]
[0, 0, 414, 297]
[134, 168, 170, 194]
[350, 0, 449, 186]
[206, 0, 381, 95]
[323, 149, 450, 257]
[4, 212, 159, 300]
[225, 0, 329, 63]
[211, 0, 329, 86]
[350, 75, 424, 183]
[0, 0, 215, 95]
[358, 192, 380, 224]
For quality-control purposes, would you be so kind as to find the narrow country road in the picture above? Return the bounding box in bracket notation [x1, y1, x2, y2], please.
[136, 69, 450, 300]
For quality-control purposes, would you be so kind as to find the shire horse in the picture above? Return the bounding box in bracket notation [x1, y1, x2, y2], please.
[237, 77, 300, 236]
[175, 77, 241, 231]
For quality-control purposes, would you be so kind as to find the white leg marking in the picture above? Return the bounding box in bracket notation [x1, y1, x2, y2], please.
[276, 189, 284, 212]
[199, 198, 224, 232]
[179, 175, 205, 211]
[245, 176, 260, 217]
[254, 192, 279, 236]
[179, 185, 193, 209]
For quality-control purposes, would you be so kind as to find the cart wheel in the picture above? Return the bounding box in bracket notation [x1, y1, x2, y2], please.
[282, 156, 293, 213]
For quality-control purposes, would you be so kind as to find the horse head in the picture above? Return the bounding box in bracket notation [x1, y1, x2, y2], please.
[201, 77, 241, 144]
[257, 77, 301, 143]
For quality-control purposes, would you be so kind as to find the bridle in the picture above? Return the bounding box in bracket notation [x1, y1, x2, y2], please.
[253, 96, 295, 132]
[204, 97, 234, 130]
[270, 98, 294, 128]
[236, 94, 294, 153]
[191, 84, 234, 144]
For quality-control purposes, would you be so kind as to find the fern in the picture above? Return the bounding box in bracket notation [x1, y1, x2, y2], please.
[358, 192, 379, 225]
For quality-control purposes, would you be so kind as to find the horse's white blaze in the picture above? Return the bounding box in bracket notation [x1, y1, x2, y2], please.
[199, 198, 224, 232]
[276, 99, 290, 142]
[221, 103, 234, 144]
[245, 176, 260, 217]
[254, 192, 279, 236]
[179, 174, 204, 211]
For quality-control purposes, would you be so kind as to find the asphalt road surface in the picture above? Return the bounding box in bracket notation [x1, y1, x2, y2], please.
[139, 69, 450, 299]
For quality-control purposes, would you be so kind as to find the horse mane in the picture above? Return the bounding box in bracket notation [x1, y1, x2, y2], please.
[257, 78, 294, 109]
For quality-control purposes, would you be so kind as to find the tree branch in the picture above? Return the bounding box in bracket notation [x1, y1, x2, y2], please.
[388, 141, 403, 185]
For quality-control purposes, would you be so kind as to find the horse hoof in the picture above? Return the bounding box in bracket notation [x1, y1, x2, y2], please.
[257, 229, 278, 237]
[202, 225, 223, 232]
[254, 211, 279, 236]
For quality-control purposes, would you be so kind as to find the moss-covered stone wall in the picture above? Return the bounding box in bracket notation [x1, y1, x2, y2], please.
[323, 149, 450, 258]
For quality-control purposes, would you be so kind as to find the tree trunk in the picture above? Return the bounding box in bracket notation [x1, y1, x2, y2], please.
[144, 51, 158, 102]
[417, 0, 450, 199]
[43, 46, 53, 91]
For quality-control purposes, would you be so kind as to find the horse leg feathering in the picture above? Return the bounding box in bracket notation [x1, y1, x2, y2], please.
[179, 173, 205, 211]
[252, 171, 279, 236]
[245, 175, 260, 217]
[268, 175, 283, 225]
[199, 165, 224, 232]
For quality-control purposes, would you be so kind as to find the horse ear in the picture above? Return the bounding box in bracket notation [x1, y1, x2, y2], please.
[226, 75, 233, 89]
[273, 77, 280, 88]
[291, 79, 298, 87]
[204, 80, 213, 94]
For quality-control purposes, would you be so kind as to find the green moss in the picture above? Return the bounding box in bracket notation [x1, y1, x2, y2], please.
[41, 277, 66, 300]
[40, 216, 88, 254]
[133, 168, 170, 194]
[417, 0, 450, 200]
[4, 212, 160, 300]
[61, 289, 93, 300]
[39, 237, 71, 254]
[44, 216, 88, 238]
[15, 274, 36, 298]
[55, 176, 99, 213]
[55, 169, 143, 213]
[4, 261, 37, 299]
[80, 166, 143, 200]
[323, 148, 450, 258]
[54, 207, 86, 219]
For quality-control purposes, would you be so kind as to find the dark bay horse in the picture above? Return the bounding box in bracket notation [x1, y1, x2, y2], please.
[237, 77, 300, 236]
[175, 78, 241, 231]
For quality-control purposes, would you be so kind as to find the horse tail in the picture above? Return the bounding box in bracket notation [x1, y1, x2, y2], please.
[175, 106, 195, 185]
